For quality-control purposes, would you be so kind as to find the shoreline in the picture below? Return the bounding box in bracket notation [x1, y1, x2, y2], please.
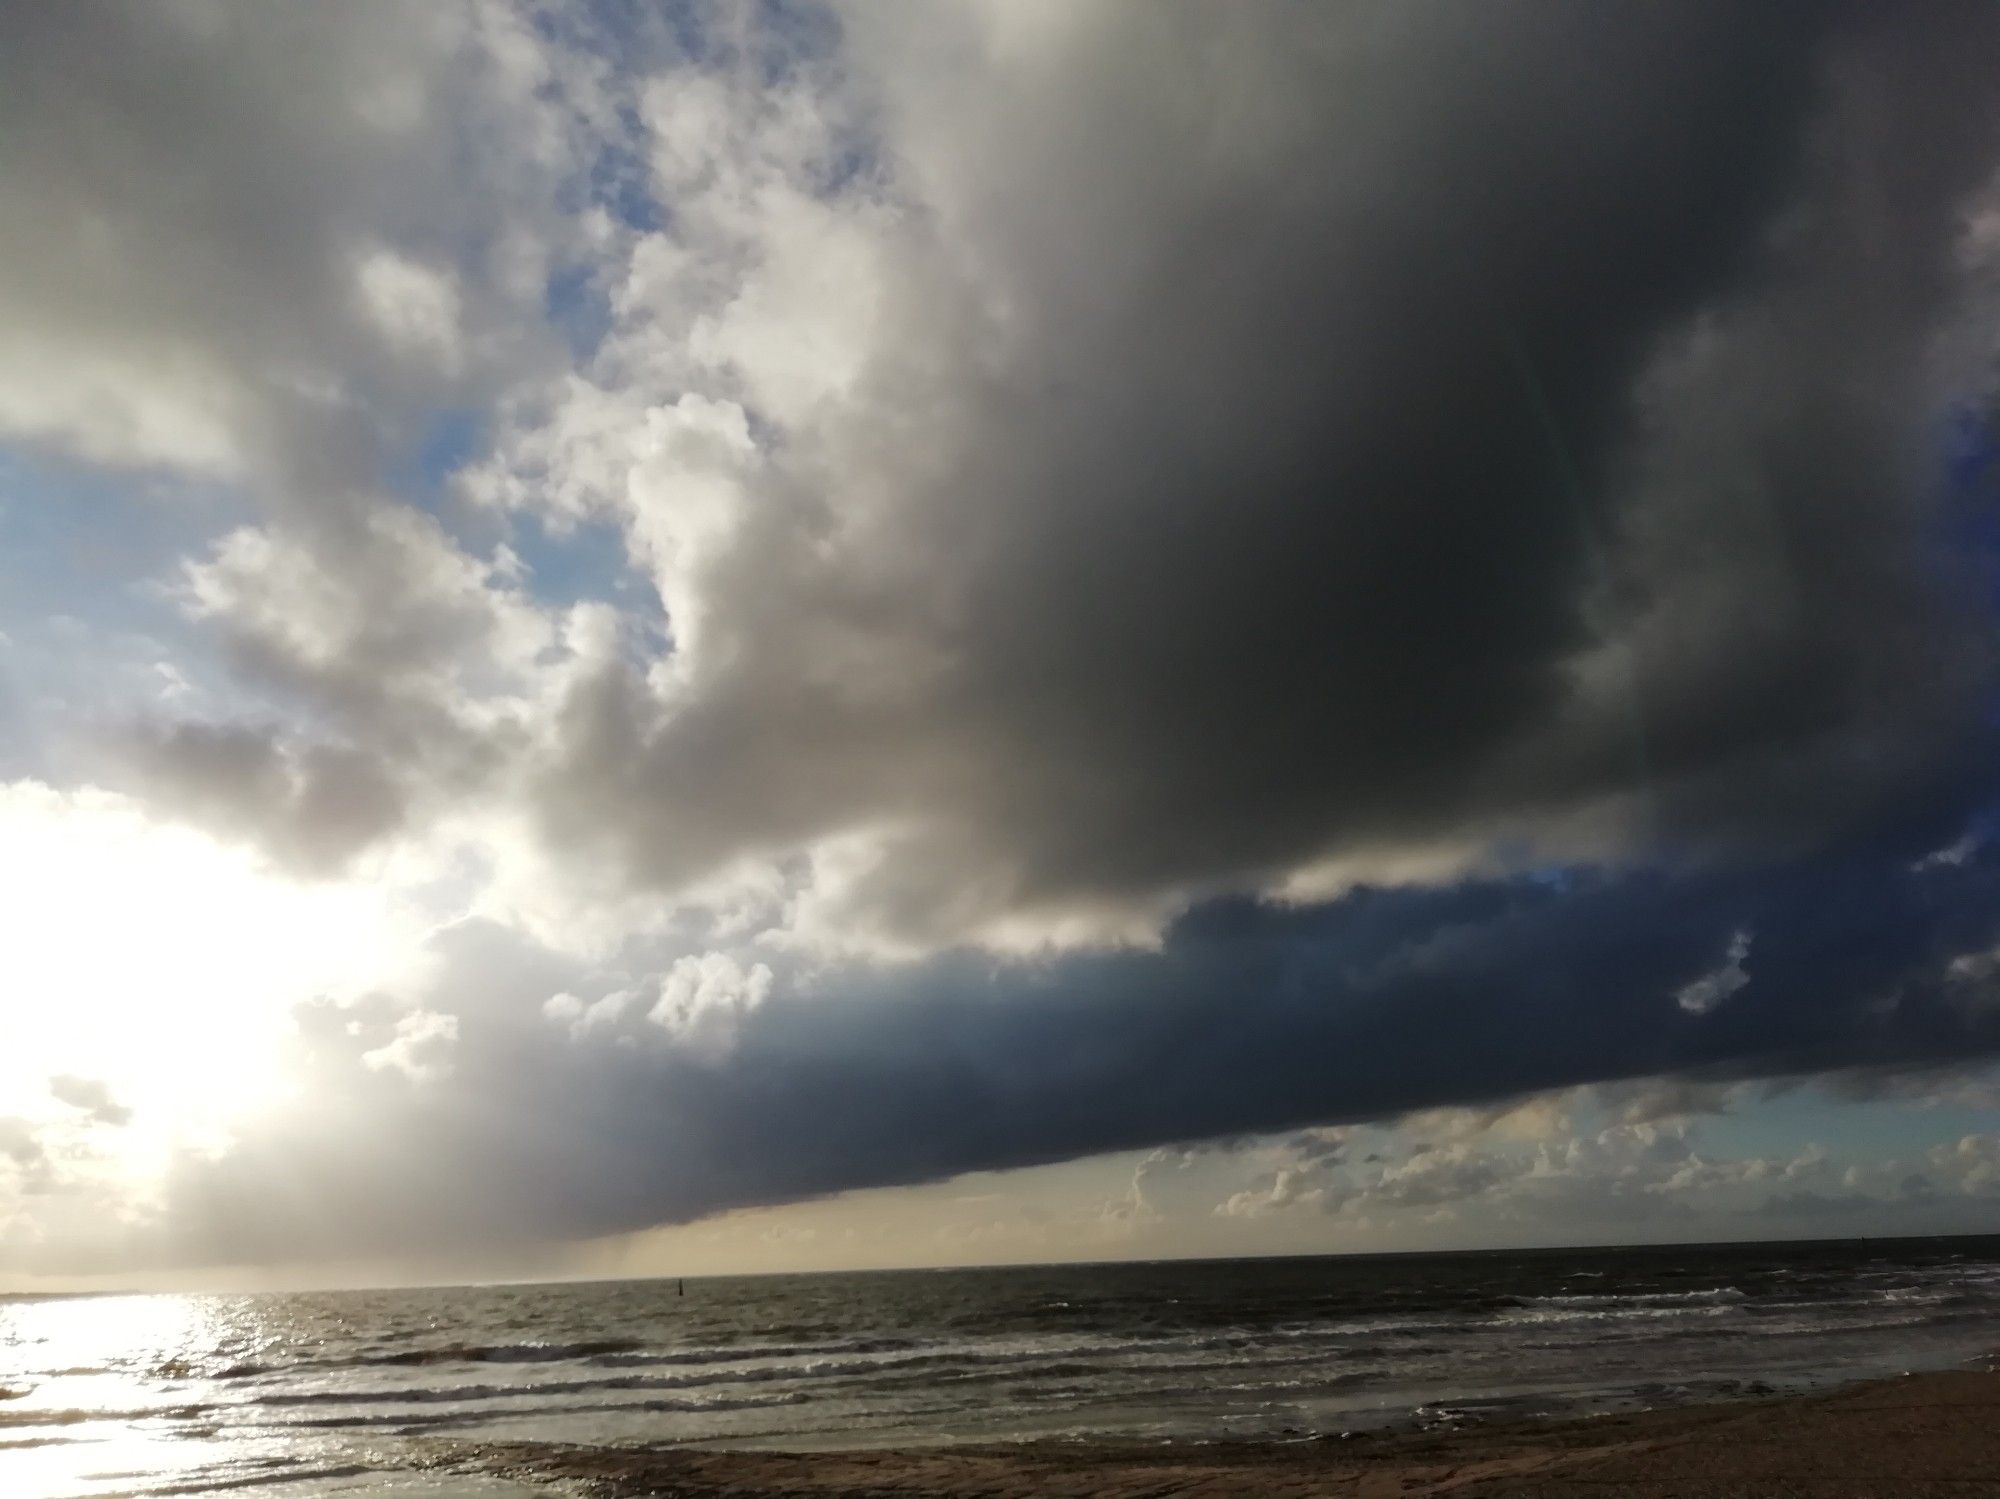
[435, 1366, 2000, 1497]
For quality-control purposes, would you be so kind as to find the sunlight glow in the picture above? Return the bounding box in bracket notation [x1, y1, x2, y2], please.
[0, 782, 418, 1166]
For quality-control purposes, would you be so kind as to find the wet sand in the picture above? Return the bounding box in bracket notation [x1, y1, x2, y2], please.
[437, 1368, 2000, 1497]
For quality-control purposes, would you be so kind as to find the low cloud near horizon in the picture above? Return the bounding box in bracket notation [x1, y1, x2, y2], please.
[5, 0, 2000, 1280]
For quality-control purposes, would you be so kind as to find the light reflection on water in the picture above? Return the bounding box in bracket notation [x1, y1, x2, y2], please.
[3, 1241, 1999, 1497]
[4, 1293, 231, 1497]
[0, 1292, 536, 1497]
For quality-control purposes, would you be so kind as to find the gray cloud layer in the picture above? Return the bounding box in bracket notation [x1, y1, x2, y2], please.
[137, 827, 2000, 1267]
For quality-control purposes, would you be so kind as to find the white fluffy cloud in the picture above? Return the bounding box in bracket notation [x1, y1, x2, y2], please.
[361, 1010, 462, 1083]
[647, 952, 774, 1056]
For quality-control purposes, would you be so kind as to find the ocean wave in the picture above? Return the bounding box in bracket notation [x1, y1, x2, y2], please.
[285, 1332, 935, 1376]
[1492, 1301, 1742, 1328]
[245, 1345, 1071, 1409]
[1514, 1287, 1745, 1308]
[1870, 1286, 1954, 1305]
[268, 1387, 817, 1432]
[0, 1402, 211, 1429]
[1268, 1315, 1467, 1340]
[231, 1327, 1405, 1417]
[592, 1334, 924, 1369]
[357, 1337, 648, 1367]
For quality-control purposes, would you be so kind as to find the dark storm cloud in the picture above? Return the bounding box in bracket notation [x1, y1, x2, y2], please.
[528, 820, 2000, 1224]
[524, 0, 2000, 948]
[143, 802, 2000, 1264]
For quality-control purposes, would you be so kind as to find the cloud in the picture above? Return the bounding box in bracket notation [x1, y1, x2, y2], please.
[55, 824, 1992, 1269]
[450, 0, 2000, 959]
[8, 2, 2000, 1274]
[0, 0, 608, 875]
[1675, 930, 1754, 1015]
[361, 1010, 460, 1084]
[0, 2, 583, 486]
[48, 1076, 133, 1128]
[36, 1, 2000, 936]
[0, 1119, 48, 1182]
[1214, 1106, 2000, 1233]
[644, 952, 774, 1059]
[106, 505, 559, 873]
[1930, 1133, 2000, 1196]
[115, 721, 405, 876]
[353, 248, 465, 372]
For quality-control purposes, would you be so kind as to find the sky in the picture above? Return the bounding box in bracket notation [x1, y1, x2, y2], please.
[4, 0, 2000, 1291]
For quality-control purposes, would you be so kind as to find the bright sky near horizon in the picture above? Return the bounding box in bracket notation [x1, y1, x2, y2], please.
[4, 0, 2000, 1291]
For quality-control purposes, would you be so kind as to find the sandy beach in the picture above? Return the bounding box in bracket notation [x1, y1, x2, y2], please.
[440, 1368, 2000, 1498]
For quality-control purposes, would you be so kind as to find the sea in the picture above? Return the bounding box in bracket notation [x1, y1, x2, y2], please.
[5, 1234, 1999, 1498]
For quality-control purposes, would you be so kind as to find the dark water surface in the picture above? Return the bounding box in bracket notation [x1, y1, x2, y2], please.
[5, 1235, 1998, 1496]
